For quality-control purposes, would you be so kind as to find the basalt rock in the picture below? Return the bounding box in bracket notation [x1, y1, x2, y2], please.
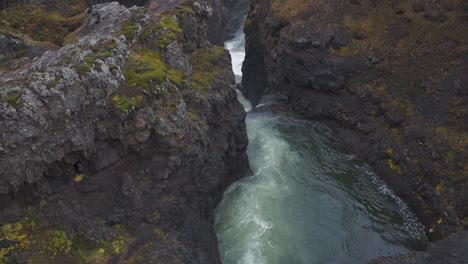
[0, 1, 249, 263]
[242, 0, 467, 245]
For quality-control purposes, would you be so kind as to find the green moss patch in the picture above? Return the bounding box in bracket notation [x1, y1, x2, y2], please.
[3, 92, 23, 108]
[0, 0, 86, 46]
[388, 159, 403, 174]
[175, 5, 196, 19]
[124, 50, 166, 88]
[139, 15, 183, 51]
[112, 94, 143, 113]
[187, 111, 199, 121]
[167, 68, 185, 86]
[0, 209, 135, 263]
[122, 24, 139, 43]
[159, 17, 182, 34]
[189, 46, 226, 91]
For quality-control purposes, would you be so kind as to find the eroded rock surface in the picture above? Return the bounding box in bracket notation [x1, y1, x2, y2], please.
[0, 1, 249, 263]
[242, 0, 467, 244]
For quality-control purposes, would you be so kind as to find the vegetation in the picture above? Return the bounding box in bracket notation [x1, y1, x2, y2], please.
[112, 94, 143, 113]
[189, 46, 226, 91]
[121, 23, 139, 43]
[49, 231, 72, 256]
[124, 50, 166, 88]
[74, 174, 85, 183]
[139, 15, 183, 51]
[0, 0, 86, 46]
[187, 111, 199, 121]
[3, 92, 22, 108]
[167, 68, 184, 86]
[0, 209, 135, 263]
[271, 0, 311, 21]
[45, 79, 58, 90]
[387, 159, 402, 174]
[175, 5, 196, 19]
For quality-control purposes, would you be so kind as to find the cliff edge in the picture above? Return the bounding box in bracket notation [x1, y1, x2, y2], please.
[242, 0, 467, 242]
[0, 0, 249, 263]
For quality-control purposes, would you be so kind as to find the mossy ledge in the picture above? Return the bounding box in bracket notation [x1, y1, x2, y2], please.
[0, 1, 249, 263]
[189, 45, 226, 91]
[0, 209, 134, 263]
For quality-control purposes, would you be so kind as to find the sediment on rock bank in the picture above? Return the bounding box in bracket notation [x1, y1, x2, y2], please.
[0, 0, 249, 263]
[242, 0, 467, 241]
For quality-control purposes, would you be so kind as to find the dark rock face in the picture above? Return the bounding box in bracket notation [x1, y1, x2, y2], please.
[368, 230, 468, 264]
[0, 34, 28, 63]
[85, 0, 148, 7]
[242, 0, 467, 243]
[0, 0, 148, 9]
[0, 1, 249, 263]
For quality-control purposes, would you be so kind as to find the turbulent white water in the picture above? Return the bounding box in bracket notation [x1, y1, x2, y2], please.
[215, 5, 427, 264]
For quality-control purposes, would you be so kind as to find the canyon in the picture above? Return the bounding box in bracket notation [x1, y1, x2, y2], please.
[0, 0, 467, 263]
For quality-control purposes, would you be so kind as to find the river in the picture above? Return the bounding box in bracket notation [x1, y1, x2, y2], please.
[214, 2, 427, 263]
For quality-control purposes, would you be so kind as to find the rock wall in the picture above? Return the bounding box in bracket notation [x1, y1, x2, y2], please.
[0, 1, 249, 263]
[242, 0, 467, 241]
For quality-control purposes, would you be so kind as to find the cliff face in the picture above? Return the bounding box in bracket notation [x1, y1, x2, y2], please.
[0, 1, 249, 263]
[242, 0, 467, 240]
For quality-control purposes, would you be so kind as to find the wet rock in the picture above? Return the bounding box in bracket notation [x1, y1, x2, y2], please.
[368, 231, 468, 264]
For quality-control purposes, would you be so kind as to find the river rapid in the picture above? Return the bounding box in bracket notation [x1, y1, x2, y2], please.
[214, 2, 427, 263]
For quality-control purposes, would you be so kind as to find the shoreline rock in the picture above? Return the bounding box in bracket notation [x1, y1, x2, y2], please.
[241, 0, 467, 247]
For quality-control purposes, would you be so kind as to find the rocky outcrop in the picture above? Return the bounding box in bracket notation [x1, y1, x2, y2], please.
[0, 1, 249, 263]
[369, 230, 468, 264]
[242, 0, 467, 242]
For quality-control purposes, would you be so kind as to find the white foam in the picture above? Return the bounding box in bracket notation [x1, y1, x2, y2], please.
[358, 164, 428, 241]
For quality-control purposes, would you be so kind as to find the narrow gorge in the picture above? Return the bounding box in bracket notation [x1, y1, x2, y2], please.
[0, 0, 467, 263]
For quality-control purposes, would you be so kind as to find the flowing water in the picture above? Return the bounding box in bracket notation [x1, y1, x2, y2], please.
[214, 3, 427, 264]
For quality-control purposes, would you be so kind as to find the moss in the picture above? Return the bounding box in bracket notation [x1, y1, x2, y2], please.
[3, 92, 23, 108]
[84, 50, 113, 67]
[139, 15, 182, 51]
[46, 79, 58, 90]
[435, 126, 468, 152]
[388, 159, 403, 174]
[68, 225, 134, 263]
[112, 94, 143, 113]
[122, 25, 139, 43]
[0, 1, 86, 46]
[167, 68, 184, 86]
[49, 231, 72, 256]
[271, 0, 311, 21]
[435, 180, 446, 195]
[75, 64, 91, 76]
[0, 210, 136, 263]
[175, 6, 196, 19]
[387, 147, 394, 155]
[123, 50, 166, 89]
[190, 46, 226, 91]
[0, 210, 43, 262]
[74, 174, 85, 183]
[159, 17, 182, 34]
[187, 111, 199, 121]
